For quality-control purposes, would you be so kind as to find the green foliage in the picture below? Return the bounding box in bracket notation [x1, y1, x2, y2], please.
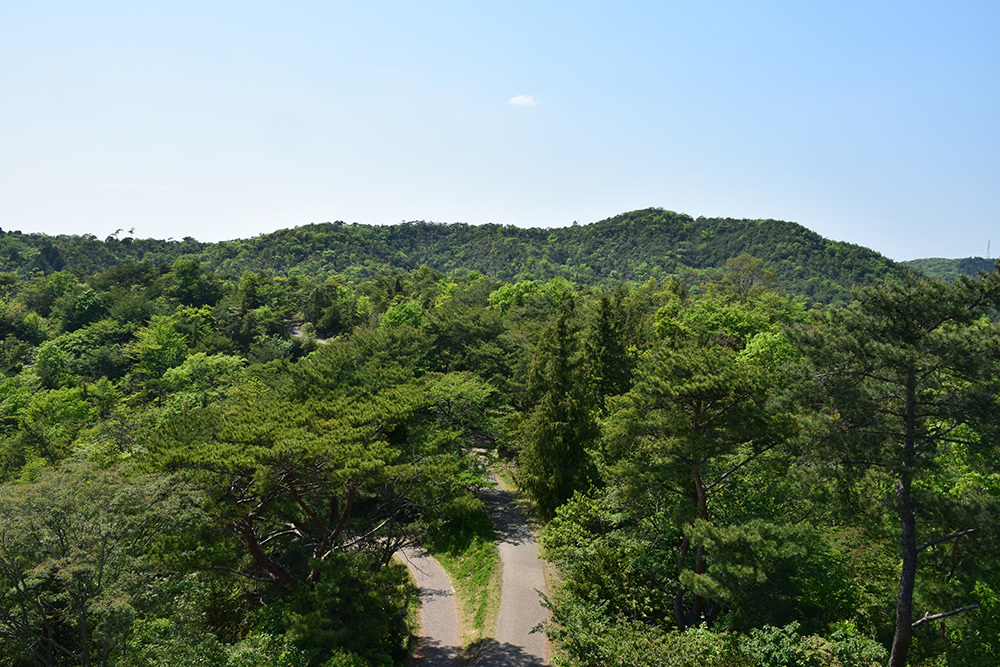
[34, 318, 134, 387]
[680, 520, 853, 633]
[797, 269, 1000, 666]
[127, 314, 190, 379]
[257, 553, 415, 666]
[0, 209, 907, 305]
[0, 383, 118, 479]
[142, 327, 484, 662]
[162, 351, 245, 392]
[426, 371, 496, 439]
[902, 256, 996, 282]
[518, 293, 598, 518]
[380, 298, 424, 329]
[0, 223, 992, 665]
[51, 283, 106, 332]
[583, 287, 632, 405]
[546, 607, 886, 667]
[711, 253, 777, 304]
[303, 278, 361, 337]
[423, 495, 500, 638]
[168, 258, 225, 307]
[0, 464, 205, 666]
[542, 490, 679, 625]
[15, 271, 78, 318]
[738, 622, 887, 667]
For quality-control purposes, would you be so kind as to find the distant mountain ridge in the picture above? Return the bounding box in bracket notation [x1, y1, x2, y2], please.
[901, 257, 996, 282]
[0, 208, 908, 303]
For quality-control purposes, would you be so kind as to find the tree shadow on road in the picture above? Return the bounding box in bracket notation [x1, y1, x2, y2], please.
[412, 637, 462, 666]
[479, 485, 534, 546]
[471, 638, 546, 666]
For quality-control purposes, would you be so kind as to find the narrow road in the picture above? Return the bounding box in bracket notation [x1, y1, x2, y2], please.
[399, 546, 462, 666]
[476, 479, 549, 665]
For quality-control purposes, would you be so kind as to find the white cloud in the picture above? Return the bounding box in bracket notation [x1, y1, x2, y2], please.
[507, 94, 537, 107]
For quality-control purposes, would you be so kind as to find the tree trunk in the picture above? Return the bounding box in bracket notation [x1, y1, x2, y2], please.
[889, 476, 917, 667]
[889, 367, 918, 667]
[691, 467, 709, 626]
[239, 523, 299, 594]
[674, 534, 690, 631]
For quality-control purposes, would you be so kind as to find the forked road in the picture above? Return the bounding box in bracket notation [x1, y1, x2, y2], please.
[403, 477, 549, 666]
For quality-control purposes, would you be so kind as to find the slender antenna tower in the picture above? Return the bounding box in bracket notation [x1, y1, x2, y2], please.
[988, 239, 991, 260]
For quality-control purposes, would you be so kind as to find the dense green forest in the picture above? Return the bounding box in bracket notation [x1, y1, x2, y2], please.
[0, 214, 998, 666]
[901, 257, 994, 282]
[0, 208, 905, 304]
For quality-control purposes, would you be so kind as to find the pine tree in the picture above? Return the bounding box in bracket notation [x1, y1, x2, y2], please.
[799, 269, 1000, 667]
[605, 331, 793, 628]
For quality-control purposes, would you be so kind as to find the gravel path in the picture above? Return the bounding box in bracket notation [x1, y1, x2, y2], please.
[476, 480, 549, 665]
[399, 546, 463, 666]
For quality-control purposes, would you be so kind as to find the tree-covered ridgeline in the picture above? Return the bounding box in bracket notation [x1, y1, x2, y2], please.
[0, 248, 997, 665]
[0, 208, 906, 304]
[901, 257, 995, 282]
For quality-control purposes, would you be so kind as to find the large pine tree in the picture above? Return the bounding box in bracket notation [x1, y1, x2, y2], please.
[800, 268, 1000, 667]
[604, 297, 796, 629]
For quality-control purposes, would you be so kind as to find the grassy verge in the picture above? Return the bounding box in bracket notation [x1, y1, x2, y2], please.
[426, 498, 502, 652]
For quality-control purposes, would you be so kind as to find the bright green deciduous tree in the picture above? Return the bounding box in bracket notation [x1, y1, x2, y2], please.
[0, 464, 203, 666]
[127, 315, 189, 379]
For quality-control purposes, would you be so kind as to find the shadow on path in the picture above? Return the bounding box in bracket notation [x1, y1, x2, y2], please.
[399, 546, 462, 666]
[479, 484, 535, 545]
[478, 476, 550, 664]
[412, 637, 463, 666]
[472, 639, 546, 667]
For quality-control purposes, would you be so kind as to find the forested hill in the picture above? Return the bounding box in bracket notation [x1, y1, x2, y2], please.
[902, 257, 995, 282]
[0, 208, 905, 302]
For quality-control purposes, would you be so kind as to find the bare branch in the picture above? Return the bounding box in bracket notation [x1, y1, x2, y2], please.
[288, 484, 330, 534]
[259, 526, 304, 545]
[912, 604, 980, 629]
[705, 444, 777, 493]
[335, 510, 401, 556]
[918, 528, 977, 552]
[205, 565, 276, 583]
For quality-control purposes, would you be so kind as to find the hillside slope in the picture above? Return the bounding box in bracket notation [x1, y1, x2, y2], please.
[902, 257, 995, 282]
[0, 208, 906, 302]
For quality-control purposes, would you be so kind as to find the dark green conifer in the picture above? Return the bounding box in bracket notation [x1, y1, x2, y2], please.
[583, 286, 632, 407]
[520, 292, 597, 519]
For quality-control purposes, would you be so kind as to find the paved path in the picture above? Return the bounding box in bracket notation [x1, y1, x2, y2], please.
[475, 480, 549, 665]
[399, 546, 462, 666]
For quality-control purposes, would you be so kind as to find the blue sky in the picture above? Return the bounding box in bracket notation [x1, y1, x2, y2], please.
[2, 2, 998, 260]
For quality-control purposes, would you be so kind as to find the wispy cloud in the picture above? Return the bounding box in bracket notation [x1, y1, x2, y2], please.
[93, 183, 182, 192]
[507, 94, 537, 107]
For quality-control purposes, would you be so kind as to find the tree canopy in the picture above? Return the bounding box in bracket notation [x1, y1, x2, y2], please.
[0, 235, 995, 666]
